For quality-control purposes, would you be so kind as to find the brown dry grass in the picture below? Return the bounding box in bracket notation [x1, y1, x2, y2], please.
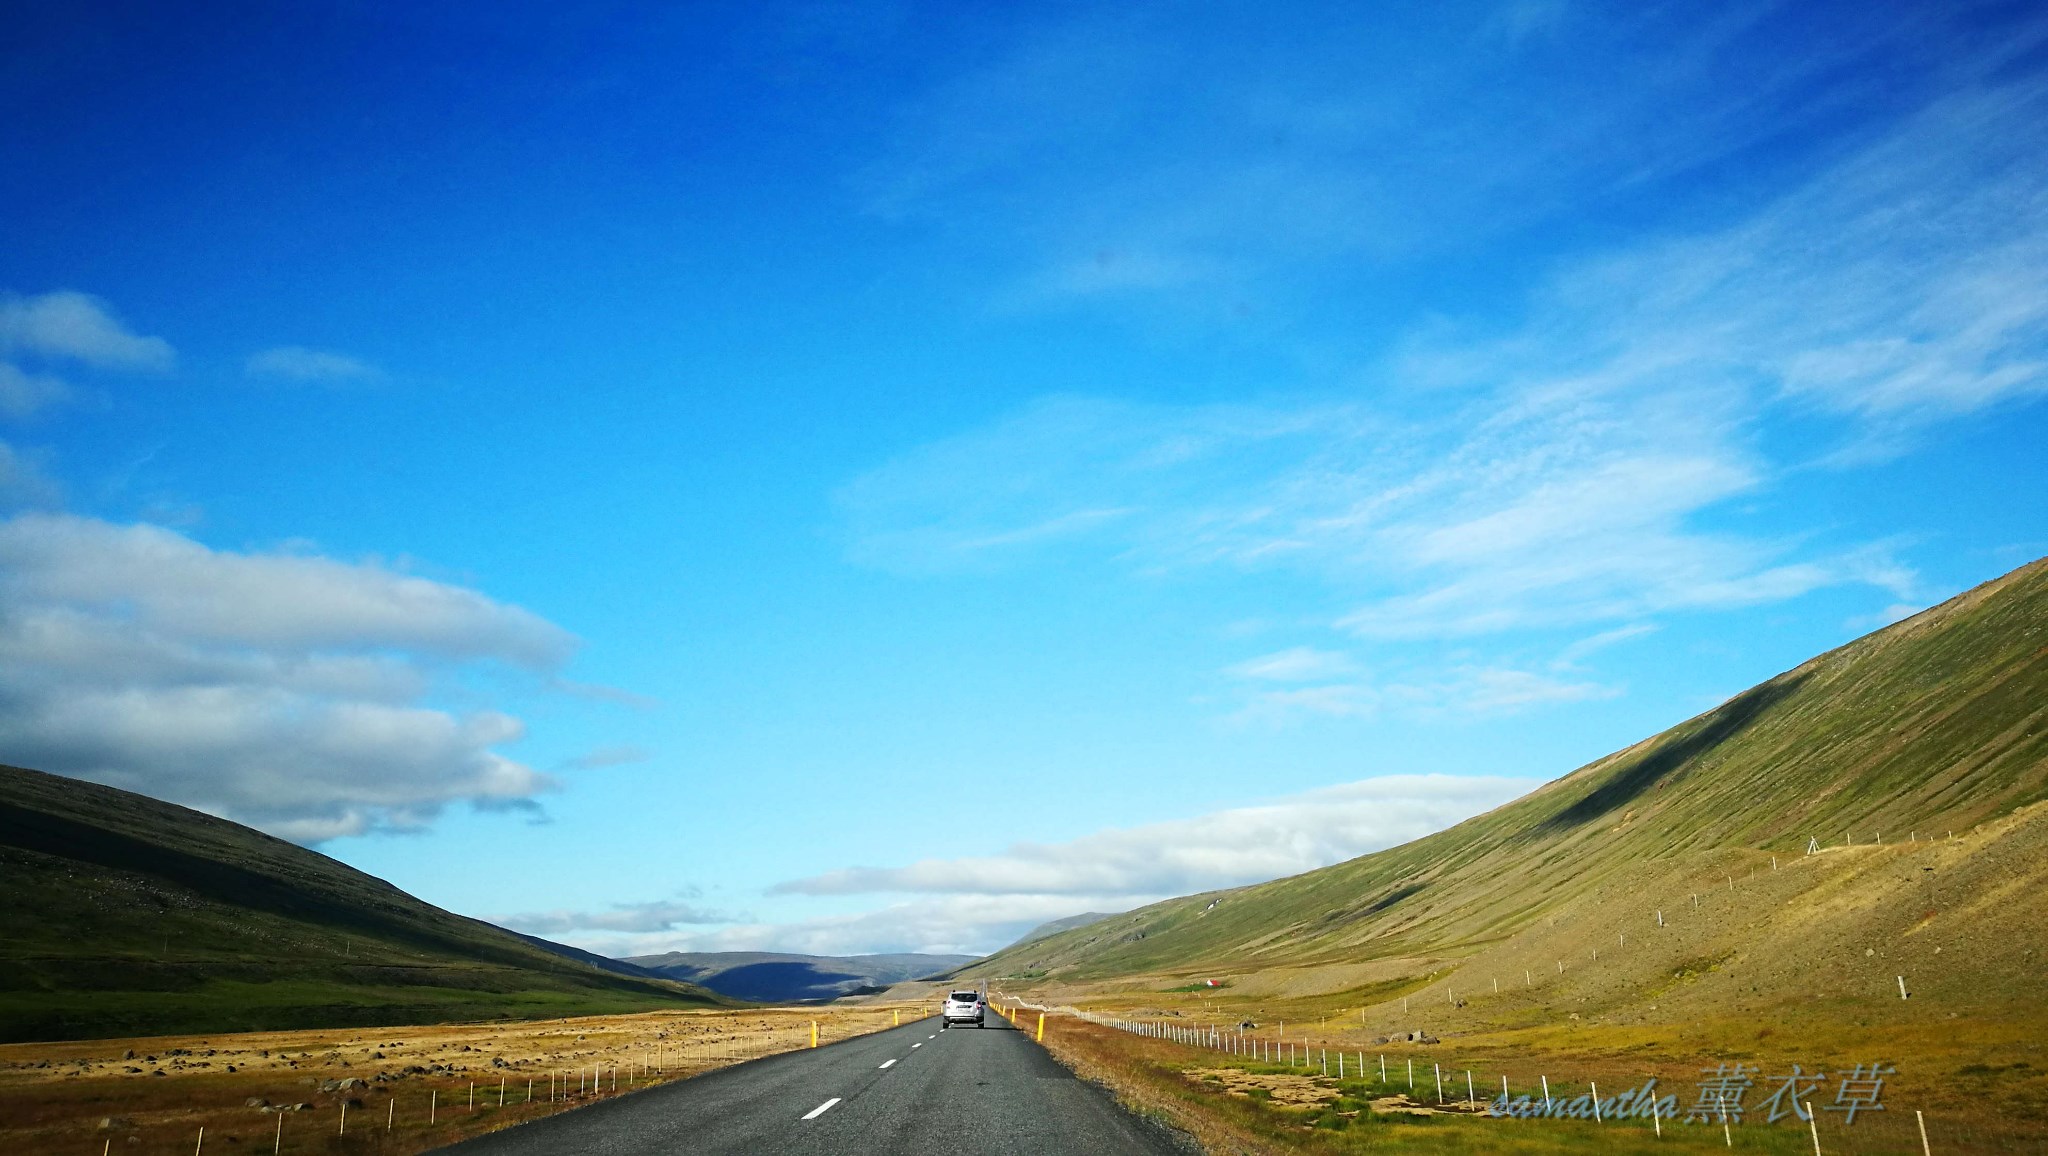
[0, 1001, 927, 1154]
[1010, 1002, 2044, 1154]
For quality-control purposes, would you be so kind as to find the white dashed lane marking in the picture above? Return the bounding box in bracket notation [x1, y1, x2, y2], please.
[911, 1043, 921, 1048]
[802, 1098, 841, 1121]
[879, 1059, 897, 1069]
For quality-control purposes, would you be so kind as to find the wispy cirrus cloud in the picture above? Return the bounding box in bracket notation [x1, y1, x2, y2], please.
[1511, 81, 2048, 434]
[861, 3, 2017, 317]
[1225, 662, 1615, 726]
[494, 896, 734, 937]
[1551, 623, 1659, 669]
[0, 513, 582, 841]
[838, 386, 1870, 642]
[245, 345, 383, 384]
[838, 66, 2048, 650]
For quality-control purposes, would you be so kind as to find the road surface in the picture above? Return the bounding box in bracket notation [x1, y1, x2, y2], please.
[436, 1014, 1184, 1155]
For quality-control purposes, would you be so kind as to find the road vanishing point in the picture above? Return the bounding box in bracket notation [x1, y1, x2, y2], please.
[435, 1015, 1183, 1155]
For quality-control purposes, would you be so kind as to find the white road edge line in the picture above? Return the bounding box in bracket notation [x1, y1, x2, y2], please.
[802, 1097, 841, 1121]
[879, 1059, 897, 1069]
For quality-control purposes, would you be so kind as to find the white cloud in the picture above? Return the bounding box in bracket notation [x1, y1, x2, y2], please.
[495, 897, 733, 937]
[0, 442, 61, 509]
[0, 514, 583, 841]
[1227, 646, 1357, 682]
[0, 514, 573, 665]
[0, 361, 70, 418]
[245, 345, 383, 384]
[775, 773, 1533, 900]
[0, 290, 173, 418]
[0, 290, 173, 371]
[555, 893, 1125, 960]
[599, 773, 1535, 956]
[1845, 601, 1926, 632]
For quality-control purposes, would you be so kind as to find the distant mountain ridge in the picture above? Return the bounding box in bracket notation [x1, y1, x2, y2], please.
[0, 765, 726, 1042]
[623, 951, 974, 1002]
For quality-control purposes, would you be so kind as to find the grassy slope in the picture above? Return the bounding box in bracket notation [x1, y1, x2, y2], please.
[970, 556, 2048, 989]
[0, 766, 727, 1042]
[972, 558, 2048, 1150]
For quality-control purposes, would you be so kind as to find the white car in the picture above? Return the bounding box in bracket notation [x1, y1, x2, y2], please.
[941, 990, 985, 1028]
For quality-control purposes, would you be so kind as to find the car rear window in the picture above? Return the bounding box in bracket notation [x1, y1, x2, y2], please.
[950, 992, 980, 1002]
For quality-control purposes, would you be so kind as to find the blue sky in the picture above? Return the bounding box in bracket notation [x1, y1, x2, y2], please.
[3, 1, 2046, 956]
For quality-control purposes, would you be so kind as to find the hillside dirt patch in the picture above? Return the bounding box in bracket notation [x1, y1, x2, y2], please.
[1186, 1066, 1338, 1107]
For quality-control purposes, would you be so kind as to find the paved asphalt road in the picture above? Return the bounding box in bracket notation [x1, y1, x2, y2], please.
[435, 1014, 1184, 1155]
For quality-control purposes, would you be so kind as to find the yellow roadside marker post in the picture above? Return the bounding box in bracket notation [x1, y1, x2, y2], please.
[810, 1021, 818, 1048]
[1037, 1013, 1045, 1042]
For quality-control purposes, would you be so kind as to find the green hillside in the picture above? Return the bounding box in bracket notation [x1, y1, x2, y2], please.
[971, 555, 2048, 992]
[0, 765, 728, 1043]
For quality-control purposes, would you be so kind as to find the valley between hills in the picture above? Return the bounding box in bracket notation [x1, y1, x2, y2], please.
[0, 556, 2042, 1153]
